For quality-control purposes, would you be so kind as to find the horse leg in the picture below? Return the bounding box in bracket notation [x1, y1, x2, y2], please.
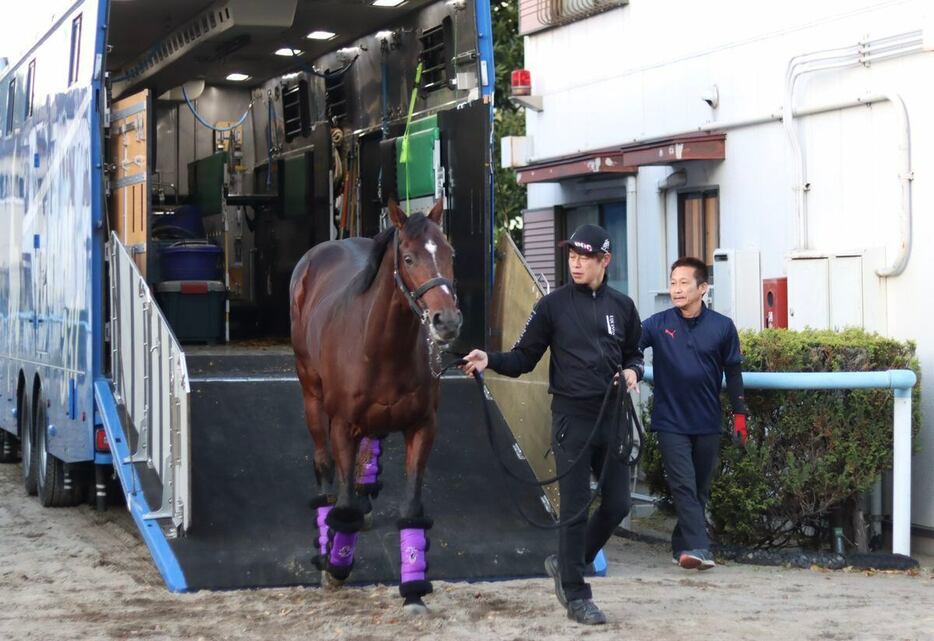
[321, 418, 365, 587]
[355, 437, 384, 529]
[296, 362, 337, 568]
[397, 423, 436, 616]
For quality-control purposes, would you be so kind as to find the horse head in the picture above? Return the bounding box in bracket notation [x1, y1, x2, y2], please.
[388, 199, 462, 345]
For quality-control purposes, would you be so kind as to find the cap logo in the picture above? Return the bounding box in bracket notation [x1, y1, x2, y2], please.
[572, 240, 593, 252]
[601, 239, 610, 252]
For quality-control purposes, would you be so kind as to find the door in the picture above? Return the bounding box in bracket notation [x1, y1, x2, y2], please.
[109, 90, 150, 275]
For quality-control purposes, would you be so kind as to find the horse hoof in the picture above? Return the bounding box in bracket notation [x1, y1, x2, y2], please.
[402, 597, 429, 616]
[362, 510, 374, 531]
[322, 571, 346, 590]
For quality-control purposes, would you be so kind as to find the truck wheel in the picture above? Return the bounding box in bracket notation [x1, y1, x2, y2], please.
[36, 390, 81, 508]
[21, 390, 38, 496]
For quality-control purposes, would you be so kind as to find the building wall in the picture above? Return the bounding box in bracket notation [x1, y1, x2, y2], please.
[519, 0, 934, 534]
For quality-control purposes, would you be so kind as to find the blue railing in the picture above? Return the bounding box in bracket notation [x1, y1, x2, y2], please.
[642, 367, 918, 556]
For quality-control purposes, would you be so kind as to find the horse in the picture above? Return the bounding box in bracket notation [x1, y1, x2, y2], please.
[289, 198, 461, 615]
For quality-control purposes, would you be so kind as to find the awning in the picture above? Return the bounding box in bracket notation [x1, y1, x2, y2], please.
[515, 133, 726, 185]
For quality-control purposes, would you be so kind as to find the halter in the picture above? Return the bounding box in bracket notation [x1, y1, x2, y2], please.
[392, 229, 456, 321]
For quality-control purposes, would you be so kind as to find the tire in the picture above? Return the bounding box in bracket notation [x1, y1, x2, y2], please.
[20, 390, 38, 496]
[0, 428, 19, 463]
[36, 391, 82, 508]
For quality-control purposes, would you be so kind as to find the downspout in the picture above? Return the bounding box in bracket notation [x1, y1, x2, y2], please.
[626, 176, 639, 304]
[783, 31, 921, 262]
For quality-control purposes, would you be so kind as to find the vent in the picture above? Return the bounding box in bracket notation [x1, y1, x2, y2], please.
[115, 5, 235, 88]
[111, 0, 297, 97]
[282, 79, 311, 142]
[418, 19, 454, 93]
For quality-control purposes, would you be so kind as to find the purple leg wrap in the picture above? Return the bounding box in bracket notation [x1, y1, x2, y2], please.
[329, 531, 359, 568]
[400, 528, 428, 583]
[316, 506, 332, 557]
[356, 437, 382, 487]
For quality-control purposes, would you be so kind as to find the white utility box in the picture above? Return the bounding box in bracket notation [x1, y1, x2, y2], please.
[711, 249, 762, 331]
[786, 249, 886, 333]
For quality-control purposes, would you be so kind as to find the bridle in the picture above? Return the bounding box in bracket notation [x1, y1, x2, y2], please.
[391, 229, 457, 321]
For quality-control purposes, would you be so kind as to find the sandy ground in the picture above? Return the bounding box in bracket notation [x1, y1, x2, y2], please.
[1, 463, 932, 641]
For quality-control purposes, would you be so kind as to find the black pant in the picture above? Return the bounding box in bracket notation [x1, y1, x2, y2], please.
[553, 412, 631, 602]
[655, 431, 720, 554]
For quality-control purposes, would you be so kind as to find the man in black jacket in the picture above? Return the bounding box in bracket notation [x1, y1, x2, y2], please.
[462, 224, 643, 625]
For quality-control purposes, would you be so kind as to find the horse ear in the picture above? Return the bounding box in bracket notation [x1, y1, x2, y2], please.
[427, 199, 444, 225]
[388, 198, 407, 229]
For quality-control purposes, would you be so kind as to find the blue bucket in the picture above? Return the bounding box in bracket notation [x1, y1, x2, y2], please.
[160, 241, 222, 281]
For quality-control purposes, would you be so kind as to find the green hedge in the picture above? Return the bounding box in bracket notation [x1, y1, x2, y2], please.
[642, 328, 921, 549]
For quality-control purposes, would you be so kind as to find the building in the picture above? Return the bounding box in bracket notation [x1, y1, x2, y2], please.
[504, 0, 934, 552]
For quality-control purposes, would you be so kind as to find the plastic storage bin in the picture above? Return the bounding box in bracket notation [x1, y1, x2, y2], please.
[156, 280, 226, 344]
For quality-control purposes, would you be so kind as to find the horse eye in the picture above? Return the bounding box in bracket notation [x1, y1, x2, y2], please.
[404, 255, 415, 265]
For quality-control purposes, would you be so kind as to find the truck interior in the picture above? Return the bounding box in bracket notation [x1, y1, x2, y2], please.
[104, 0, 490, 351]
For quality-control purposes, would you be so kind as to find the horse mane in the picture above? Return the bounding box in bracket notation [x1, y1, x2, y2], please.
[348, 213, 432, 296]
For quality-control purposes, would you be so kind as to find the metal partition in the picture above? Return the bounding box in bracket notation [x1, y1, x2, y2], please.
[108, 232, 191, 534]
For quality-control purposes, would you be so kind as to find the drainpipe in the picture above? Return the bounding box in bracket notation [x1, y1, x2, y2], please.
[783, 31, 922, 255]
[626, 176, 639, 305]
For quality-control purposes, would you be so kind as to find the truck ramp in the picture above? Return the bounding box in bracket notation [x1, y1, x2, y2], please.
[163, 349, 554, 590]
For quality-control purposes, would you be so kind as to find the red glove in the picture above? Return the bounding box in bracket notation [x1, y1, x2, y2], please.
[732, 414, 748, 447]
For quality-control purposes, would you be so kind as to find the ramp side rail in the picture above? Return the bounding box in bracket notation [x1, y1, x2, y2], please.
[643, 367, 917, 556]
[108, 233, 191, 534]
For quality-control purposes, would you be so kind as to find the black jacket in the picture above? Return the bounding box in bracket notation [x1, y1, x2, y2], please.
[488, 278, 644, 418]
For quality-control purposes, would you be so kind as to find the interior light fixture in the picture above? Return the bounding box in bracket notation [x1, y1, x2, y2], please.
[373, 0, 407, 6]
[275, 48, 303, 56]
[226, 73, 250, 81]
[307, 30, 337, 40]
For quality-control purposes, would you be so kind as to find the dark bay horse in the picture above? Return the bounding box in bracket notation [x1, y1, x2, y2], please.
[289, 199, 461, 614]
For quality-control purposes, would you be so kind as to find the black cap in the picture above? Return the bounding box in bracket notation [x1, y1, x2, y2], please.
[558, 224, 612, 255]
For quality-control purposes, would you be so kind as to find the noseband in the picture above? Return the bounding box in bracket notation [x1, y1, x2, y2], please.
[392, 230, 456, 320]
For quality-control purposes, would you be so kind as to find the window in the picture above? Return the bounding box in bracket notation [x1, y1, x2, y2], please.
[678, 189, 720, 274]
[68, 15, 82, 86]
[24, 60, 35, 119]
[5, 78, 15, 135]
[519, 0, 628, 35]
[560, 201, 629, 293]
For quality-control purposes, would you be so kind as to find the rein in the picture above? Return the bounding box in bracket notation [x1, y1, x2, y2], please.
[437, 359, 646, 530]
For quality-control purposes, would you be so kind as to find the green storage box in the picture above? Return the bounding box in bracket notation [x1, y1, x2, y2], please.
[395, 116, 439, 200]
[156, 280, 226, 344]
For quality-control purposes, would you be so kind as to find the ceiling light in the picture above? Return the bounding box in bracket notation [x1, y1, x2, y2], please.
[307, 30, 336, 40]
[275, 48, 302, 57]
[373, 0, 407, 6]
[226, 73, 250, 81]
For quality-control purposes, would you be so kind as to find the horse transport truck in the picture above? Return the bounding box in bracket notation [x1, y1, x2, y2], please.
[0, 0, 560, 592]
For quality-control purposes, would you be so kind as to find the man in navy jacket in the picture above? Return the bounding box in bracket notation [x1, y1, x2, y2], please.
[641, 256, 748, 570]
[462, 224, 643, 625]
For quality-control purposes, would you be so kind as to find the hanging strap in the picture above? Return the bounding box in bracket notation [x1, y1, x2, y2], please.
[398, 62, 423, 215]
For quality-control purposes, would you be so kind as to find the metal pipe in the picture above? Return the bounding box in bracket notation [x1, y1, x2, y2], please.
[626, 176, 639, 305]
[783, 33, 921, 250]
[641, 366, 916, 556]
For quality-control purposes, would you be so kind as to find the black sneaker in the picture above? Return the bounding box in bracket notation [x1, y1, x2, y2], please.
[567, 598, 607, 625]
[544, 554, 567, 607]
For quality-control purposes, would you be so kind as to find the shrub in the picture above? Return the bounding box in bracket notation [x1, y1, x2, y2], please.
[642, 328, 921, 549]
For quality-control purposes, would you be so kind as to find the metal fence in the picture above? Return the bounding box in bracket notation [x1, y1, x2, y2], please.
[108, 233, 191, 535]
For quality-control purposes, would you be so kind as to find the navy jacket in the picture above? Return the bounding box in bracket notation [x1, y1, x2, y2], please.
[641, 304, 743, 435]
[488, 279, 644, 419]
